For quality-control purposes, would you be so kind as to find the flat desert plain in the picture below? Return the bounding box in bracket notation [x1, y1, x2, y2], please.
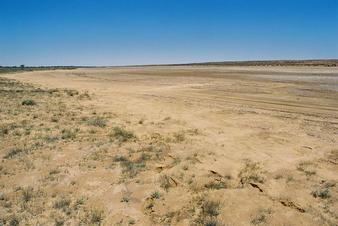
[0, 66, 337, 225]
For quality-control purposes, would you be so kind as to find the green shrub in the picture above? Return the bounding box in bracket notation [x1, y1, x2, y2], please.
[312, 187, 330, 199]
[22, 99, 36, 106]
[151, 191, 161, 199]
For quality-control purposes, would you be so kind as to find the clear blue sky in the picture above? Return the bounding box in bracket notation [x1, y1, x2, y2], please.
[0, 0, 337, 66]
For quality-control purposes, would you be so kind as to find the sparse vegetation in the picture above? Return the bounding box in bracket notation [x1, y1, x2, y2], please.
[3, 148, 24, 159]
[87, 209, 103, 225]
[159, 174, 173, 191]
[21, 99, 36, 106]
[151, 191, 161, 199]
[238, 160, 265, 185]
[297, 161, 316, 177]
[1, 65, 337, 225]
[61, 128, 77, 140]
[8, 215, 20, 226]
[251, 209, 271, 225]
[110, 126, 135, 142]
[205, 180, 228, 190]
[312, 187, 330, 199]
[54, 197, 71, 211]
[201, 200, 220, 217]
[87, 116, 107, 128]
[22, 187, 34, 202]
[121, 196, 130, 203]
[195, 198, 222, 225]
[311, 182, 335, 199]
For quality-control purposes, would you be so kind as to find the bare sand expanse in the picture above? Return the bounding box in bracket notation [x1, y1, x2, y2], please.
[0, 66, 337, 225]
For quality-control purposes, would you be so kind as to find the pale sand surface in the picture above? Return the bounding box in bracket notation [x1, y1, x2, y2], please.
[1, 66, 337, 225]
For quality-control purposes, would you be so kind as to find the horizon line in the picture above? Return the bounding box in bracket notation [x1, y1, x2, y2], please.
[1, 58, 338, 68]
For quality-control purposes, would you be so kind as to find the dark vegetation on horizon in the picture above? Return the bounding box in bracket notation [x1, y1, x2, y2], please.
[0, 65, 78, 74]
[1, 59, 337, 71]
[130, 59, 338, 67]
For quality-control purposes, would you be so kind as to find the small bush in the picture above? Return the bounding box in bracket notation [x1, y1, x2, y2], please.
[121, 196, 130, 203]
[4, 148, 24, 159]
[54, 218, 65, 226]
[22, 187, 33, 202]
[89, 209, 103, 224]
[8, 215, 20, 226]
[61, 129, 76, 140]
[297, 161, 316, 177]
[0, 126, 8, 136]
[120, 158, 145, 178]
[238, 160, 265, 185]
[195, 199, 222, 226]
[159, 174, 173, 191]
[110, 126, 135, 142]
[22, 99, 36, 106]
[204, 218, 221, 226]
[113, 155, 128, 162]
[201, 200, 220, 217]
[312, 187, 330, 199]
[128, 219, 136, 225]
[54, 197, 71, 211]
[173, 132, 185, 142]
[205, 180, 228, 190]
[151, 191, 161, 199]
[251, 213, 266, 225]
[87, 117, 107, 128]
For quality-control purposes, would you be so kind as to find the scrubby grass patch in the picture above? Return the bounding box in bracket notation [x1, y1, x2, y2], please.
[251, 209, 271, 225]
[22, 187, 34, 202]
[87, 116, 107, 128]
[82, 209, 104, 225]
[159, 174, 177, 191]
[113, 154, 148, 178]
[110, 126, 135, 142]
[238, 160, 265, 186]
[311, 182, 335, 199]
[22, 99, 36, 106]
[54, 197, 71, 211]
[195, 198, 223, 226]
[150, 191, 161, 199]
[297, 161, 316, 177]
[3, 148, 25, 159]
[61, 128, 77, 140]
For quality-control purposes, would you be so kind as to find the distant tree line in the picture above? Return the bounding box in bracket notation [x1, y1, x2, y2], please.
[0, 65, 79, 74]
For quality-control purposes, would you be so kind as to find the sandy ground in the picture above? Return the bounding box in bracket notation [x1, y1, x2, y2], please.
[1, 66, 338, 225]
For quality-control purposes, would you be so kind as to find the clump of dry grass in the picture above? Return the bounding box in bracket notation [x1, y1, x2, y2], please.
[22, 186, 34, 202]
[251, 209, 272, 225]
[87, 116, 107, 128]
[3, 148, 25, 159]
[238, 160, 265, 186]
[159, 174, 173, 191]
[110, 126, 135, 142]
[61, 128, 77, 140]
[114, 154, 147, 178]
[82, 209, 104, 225]
[194, 197, 223, 226]
[297, 161, 316, 177]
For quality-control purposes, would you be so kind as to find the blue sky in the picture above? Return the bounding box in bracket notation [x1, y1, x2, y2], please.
[0, 0, 337, 66]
